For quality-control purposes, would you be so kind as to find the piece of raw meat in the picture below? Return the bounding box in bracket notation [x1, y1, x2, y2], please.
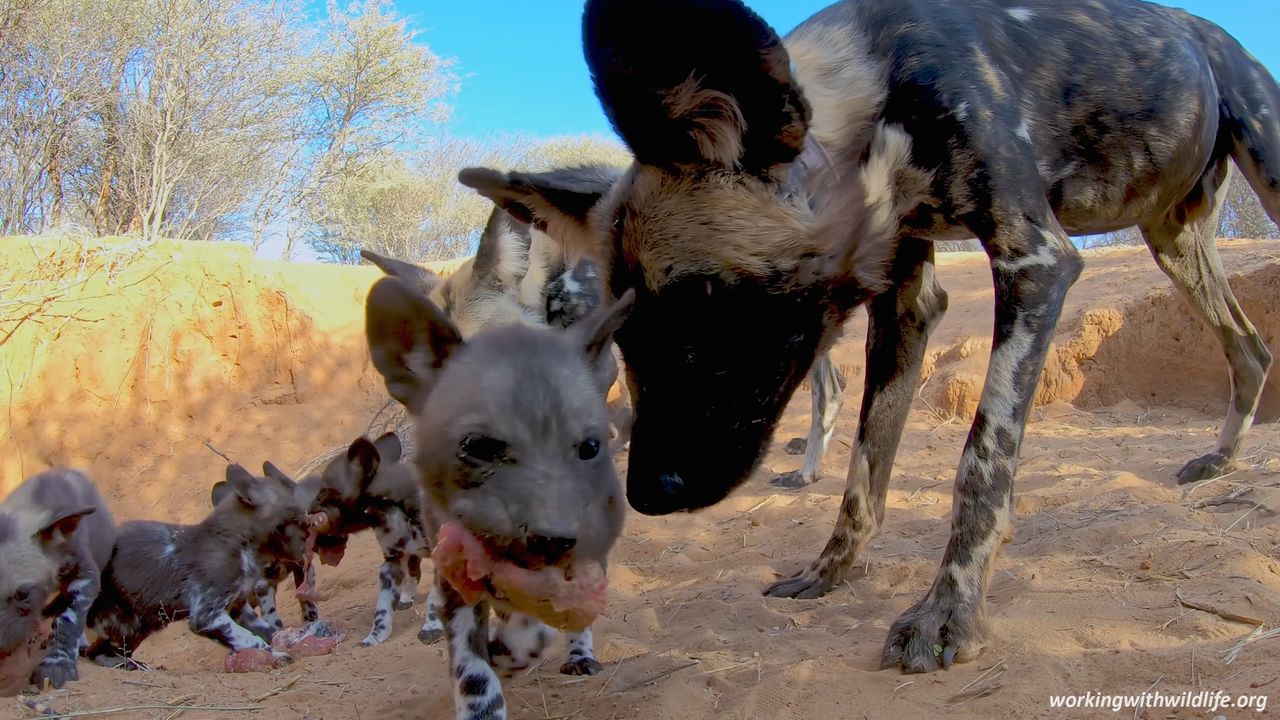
[432, 521, 608, 633]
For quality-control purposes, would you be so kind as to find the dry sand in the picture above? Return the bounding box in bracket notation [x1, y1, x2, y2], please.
[1, 236, 1278, 719]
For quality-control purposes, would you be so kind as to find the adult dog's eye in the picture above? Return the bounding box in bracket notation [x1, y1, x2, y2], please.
[578, 437, 601, 461]
[459, 434, 508, 465]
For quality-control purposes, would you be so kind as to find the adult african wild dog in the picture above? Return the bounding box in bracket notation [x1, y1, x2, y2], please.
[87, 464, 308, 667]
[365, 271, 631, 720]
[459, 0, 1280, 673]
[0, 470, 115, 695]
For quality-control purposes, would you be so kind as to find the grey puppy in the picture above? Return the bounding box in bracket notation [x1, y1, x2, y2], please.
[365, 274, 632, 720]
[0, 469, 116, 694]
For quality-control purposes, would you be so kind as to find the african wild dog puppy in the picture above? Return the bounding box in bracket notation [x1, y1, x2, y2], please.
[461, 0, 1280, 675]
[303, 432, 446, 647]
[0, 470, 116, 695]
[86, 463, 307, 667]
[366, 273, 632, 720]
[208, 462, 321, 631]
[360, 205, 623, 675]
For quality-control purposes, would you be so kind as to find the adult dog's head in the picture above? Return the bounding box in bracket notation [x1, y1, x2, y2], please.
[461, 0, 926, 516]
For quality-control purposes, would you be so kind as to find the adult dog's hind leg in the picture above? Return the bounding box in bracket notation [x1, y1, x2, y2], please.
[882, 207, 1082, 673]
[1142, 159, 1273, 483]
[772, 352, 847, 489]
[766, 239, 947, 599]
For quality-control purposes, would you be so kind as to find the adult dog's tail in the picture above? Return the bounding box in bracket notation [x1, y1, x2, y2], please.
[1197, 19, 1280, 223]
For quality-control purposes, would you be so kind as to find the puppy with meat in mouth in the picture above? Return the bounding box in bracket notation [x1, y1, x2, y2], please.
[366, 271, 631, 719]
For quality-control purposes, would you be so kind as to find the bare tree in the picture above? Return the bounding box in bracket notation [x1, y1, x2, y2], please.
[1219, 165, 1279, 239]
[308, 133, 631, 264]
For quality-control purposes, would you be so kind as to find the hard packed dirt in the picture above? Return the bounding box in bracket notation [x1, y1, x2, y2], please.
[1, 236, 1278, 719]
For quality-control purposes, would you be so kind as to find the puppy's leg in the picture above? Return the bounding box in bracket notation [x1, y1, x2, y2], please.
[487, 612, 555, 679]
[254, 579, 284, 631]
[560, 628, 603, 676]
[395, 554, 419, 611]
[772, 352, 847, 489]
[442, 585, 505, 720]
[295, 565, 319, 623]
[418, 578, 445, 645]
[189, 595, 289, 662]
[35, 569, 99, 688]
[361, 552, 406, 646]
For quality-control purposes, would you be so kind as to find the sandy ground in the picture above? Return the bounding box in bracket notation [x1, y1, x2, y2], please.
[2, 236, 1279, 719]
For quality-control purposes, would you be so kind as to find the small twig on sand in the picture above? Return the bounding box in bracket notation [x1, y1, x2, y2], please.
[159, 694, 199, 720]
[905, 482, 946, 503]
[1175, 590, 1264, 627]
[595, 656, 627, 698]
[951, 659, 1007, 699]
[1192, 486, 1255, 509]
[1180, 471, 1238, 500]
[251, 676, 300, 703]
[609, 660, 701, 695]
[695, 658, 759, 677]
[40, 703, 264, 719]
[202, 441, 235, 465]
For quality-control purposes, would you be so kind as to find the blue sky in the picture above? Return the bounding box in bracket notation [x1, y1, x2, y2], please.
[401, 0, 1280, 139]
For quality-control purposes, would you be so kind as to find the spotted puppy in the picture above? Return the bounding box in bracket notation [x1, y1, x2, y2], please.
[303, 433, 446, 646]
[0, 470, 116, 695]
[366, 274, 631, 720]
[86, 464, 307, 666]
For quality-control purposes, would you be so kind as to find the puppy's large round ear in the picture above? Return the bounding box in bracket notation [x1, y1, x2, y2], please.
[210, 480, 232, 507]
[373, 432, 403, 465]
[365, 276, 464, 415]
[224, 464, 260, 509]
[263, 461, 295, 485]
[346, 437, 381, 490]
[35, 506, 97, 546]
[361, 249, 442, 299]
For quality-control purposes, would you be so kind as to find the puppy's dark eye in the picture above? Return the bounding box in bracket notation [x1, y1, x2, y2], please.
[13, 588, 30, 604]
[578, 437, 601, 461]
[459, 434, 507, 465]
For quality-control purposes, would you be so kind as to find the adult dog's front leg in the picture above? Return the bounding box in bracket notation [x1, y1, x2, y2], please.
[882, 223, 1082, 672]
[767, 240, 947, 598]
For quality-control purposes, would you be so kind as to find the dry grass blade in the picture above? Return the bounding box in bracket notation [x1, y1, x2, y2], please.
[608, 660, 701, 695]
[250, 675, 300, 702]
[1224, 625, 1280, 665]
[39, 703, 264, 719]
[1175, 590, 1264, 626]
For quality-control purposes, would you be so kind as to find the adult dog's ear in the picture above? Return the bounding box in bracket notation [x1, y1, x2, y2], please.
[365, 276, 464, 415]
[583, 0, 808, 174]
[457, 166, 622, 260]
